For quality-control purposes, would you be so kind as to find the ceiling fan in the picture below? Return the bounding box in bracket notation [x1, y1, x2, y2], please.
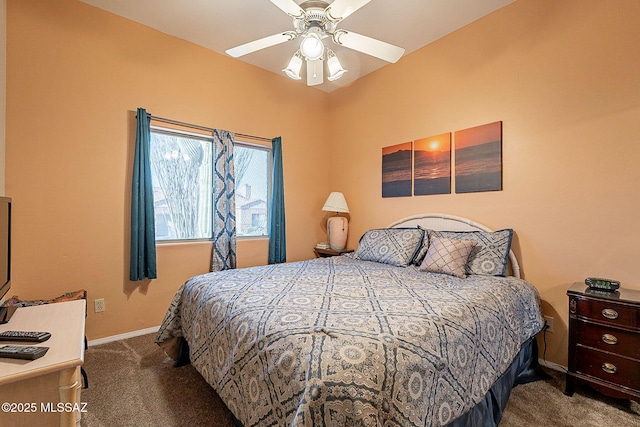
[225, 0, 405, 86]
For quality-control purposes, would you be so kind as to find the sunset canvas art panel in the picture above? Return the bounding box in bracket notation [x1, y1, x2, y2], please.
[382, 142, 412, 197]
[455, 121, 502, 193]
[414, 133, 451, 195]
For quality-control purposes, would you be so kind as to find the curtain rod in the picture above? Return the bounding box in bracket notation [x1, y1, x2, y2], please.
[148, 114, 273, 143]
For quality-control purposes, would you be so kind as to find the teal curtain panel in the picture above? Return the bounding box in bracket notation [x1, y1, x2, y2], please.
[130, 108, 157, 280]
[268, 136, 286, 264]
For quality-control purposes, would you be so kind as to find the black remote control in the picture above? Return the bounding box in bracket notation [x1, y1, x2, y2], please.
[0, 331, 51, 343]
[0, 345, 49, 360]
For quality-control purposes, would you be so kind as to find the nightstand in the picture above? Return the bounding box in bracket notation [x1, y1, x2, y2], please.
[313, 247, 354, 258]
[565, 282, 640, 403]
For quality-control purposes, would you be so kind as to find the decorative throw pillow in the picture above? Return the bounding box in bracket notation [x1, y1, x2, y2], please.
[429, 229, 514, 276]
[412, 225, 430, 266]
[354, 228, 425, 267]
[419, 237, 477, 278]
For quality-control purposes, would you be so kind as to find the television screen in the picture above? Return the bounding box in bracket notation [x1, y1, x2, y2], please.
[0, 197, 12, 323]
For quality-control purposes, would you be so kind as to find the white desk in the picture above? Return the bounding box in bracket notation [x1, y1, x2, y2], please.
[0, 300, 86, 427]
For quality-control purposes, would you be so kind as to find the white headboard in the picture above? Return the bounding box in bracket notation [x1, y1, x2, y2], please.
[387, 213, 520, 279]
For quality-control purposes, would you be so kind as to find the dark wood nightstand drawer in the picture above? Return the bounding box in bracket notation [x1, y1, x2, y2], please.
[575, 298, 639, 329]
[575, 346, 640, 391]
[575, 321, 640, 360]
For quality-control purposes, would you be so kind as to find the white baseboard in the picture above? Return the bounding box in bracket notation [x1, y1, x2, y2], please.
[538, 358, 567, 373]
[88, 326, 160, 347]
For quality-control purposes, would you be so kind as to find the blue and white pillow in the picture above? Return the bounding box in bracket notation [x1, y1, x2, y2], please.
[354, 228, 425, 267]
[429, 229, 514, 276]
[412, 225, 430, 266]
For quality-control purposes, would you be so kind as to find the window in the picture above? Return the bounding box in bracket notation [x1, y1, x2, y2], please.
[235, 145, 271, 237]
[149, 127, 271, 241]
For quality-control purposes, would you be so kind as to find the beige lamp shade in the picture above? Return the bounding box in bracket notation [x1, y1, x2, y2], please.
[322, 192, 349, 250]
[322, 192, 349, 213]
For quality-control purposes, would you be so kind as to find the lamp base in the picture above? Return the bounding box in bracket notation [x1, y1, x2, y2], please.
[327, 216, 348, 251]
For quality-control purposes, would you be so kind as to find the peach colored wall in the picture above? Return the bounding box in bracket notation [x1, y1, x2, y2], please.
[5, 0, 639, 368]
[5, 0, 331, 340]
[0, 0, 5, 195]
[328, 0, 640, 366]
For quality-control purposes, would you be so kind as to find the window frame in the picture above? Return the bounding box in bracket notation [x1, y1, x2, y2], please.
[149, 126, 272, 244]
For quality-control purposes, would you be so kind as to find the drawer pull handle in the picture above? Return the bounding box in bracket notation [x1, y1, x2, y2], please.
[601, 334, 618, 345]
[601, 362, 617, 374]
[569, 299, 577, 314]
[601, 308, 619, 320]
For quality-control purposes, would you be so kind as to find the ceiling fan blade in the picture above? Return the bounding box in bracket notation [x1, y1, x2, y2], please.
[333, 30, 405, 63]
[226, 32, 296, 58]
[326, 0, 372, 22]
[307, 59, 324, 86]
[270, 0, 305, 18]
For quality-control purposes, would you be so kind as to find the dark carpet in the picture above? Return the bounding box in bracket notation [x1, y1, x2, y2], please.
[80, 333, 639, 426]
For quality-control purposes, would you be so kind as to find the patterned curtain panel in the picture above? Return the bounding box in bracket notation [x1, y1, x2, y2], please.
[268, 136, 286, 264]
[211, 130, 236, 271]
[130, 107, 157, 280]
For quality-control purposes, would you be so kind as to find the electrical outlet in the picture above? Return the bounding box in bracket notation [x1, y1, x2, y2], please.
[543, 315, 554, 333]
[94, 298, 105, 313]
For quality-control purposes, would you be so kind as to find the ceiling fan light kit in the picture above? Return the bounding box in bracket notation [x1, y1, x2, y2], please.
[300, 32, 324, 60]
[326, 49, 347, 81]
[226, 0, 405, 87]
[283, 51, 304, 80]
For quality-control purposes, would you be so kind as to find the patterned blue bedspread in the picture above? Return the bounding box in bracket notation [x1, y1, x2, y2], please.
[156, 256, 544, 426]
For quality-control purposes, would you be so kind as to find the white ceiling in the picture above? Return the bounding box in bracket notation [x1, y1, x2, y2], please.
[80, 0, 516, 92]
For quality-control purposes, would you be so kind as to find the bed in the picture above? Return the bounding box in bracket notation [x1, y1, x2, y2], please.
[156, 213, 546, 426]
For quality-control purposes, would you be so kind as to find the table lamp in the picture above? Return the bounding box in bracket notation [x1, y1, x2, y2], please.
[321, 192, 349, 250]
